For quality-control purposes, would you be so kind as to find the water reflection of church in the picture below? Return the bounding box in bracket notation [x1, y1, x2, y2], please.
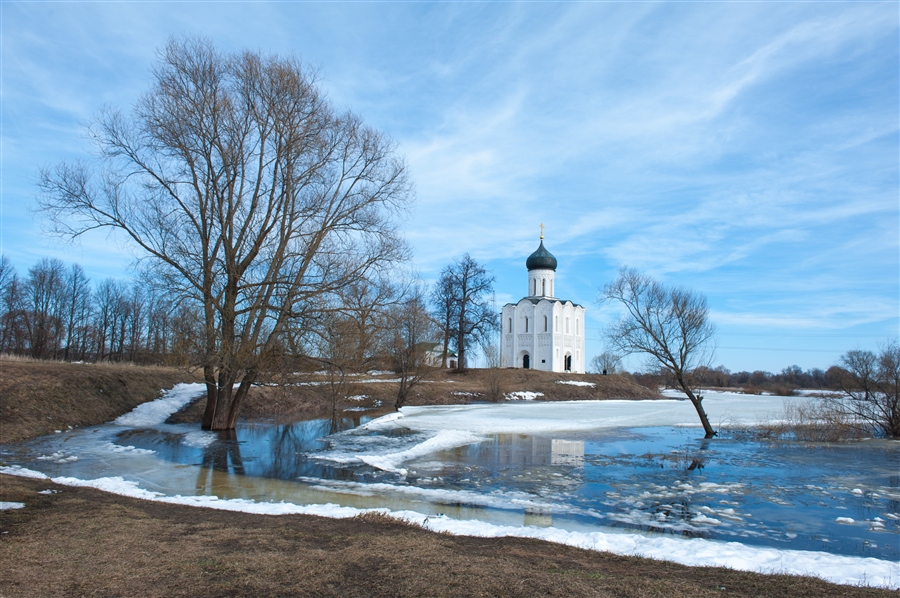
[466, 434, 585, 469]
[500, 228, 586, 373]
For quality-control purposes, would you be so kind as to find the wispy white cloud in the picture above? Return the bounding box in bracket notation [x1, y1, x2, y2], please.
[1, 1, 896, 371]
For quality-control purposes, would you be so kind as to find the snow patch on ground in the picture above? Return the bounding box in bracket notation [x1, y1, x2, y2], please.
[0, 501, 25, 510]
[556, 380, 595, 387]
[505, 391, 544, 401]
[114, 383, 206, 427]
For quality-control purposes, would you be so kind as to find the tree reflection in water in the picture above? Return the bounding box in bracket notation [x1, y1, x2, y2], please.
[195, 414, 370, 494]
[196, 429, 246, 494]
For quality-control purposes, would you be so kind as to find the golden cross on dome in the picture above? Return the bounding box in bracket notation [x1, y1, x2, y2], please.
[540, 223, 544, 240]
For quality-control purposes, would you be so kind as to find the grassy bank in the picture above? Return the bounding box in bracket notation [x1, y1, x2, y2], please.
[0, 358, 197, 444]
[1, 475, 891, 598]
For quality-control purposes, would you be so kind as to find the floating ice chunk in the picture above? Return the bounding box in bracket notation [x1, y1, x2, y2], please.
[36, 451, 78, 463]
[851, 488, 864, 495]
[357, 430, 485, 474]
[692, 514, 722, 525]
[102, 442, 156, 455]
[182, 431, 218, 448]
[835, 517, 856, 524]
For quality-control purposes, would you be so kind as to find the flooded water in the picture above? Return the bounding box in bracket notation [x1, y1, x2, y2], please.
[2, 397, 898, 564]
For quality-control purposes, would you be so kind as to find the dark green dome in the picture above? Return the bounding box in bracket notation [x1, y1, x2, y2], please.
[526, 240, 557, 271]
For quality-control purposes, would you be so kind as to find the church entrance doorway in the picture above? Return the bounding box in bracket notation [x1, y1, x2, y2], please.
[522, 354, 530, 369]
[565, 354, 572, 372]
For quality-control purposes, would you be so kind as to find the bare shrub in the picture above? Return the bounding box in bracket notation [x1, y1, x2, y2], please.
[755, 399, 870, 442]
[831, 342, 900, 438]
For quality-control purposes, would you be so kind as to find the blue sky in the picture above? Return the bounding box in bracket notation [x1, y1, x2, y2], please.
[2, 1, 897, 373]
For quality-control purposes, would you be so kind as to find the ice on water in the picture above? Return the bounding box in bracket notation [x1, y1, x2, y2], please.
[2, 388, 898, 589]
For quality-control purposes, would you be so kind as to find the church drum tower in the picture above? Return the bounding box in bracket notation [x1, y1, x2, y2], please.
[500, 229, 586, 373]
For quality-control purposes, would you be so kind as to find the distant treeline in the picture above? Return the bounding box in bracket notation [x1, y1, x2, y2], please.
[629, 364, 842, 395]
[0, 256, 202, 365]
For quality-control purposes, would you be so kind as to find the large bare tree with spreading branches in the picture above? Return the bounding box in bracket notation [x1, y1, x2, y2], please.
[38, 37, 412, 430]
[600, 267, 717, 438]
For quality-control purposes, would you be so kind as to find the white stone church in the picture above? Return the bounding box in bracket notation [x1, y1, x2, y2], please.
[500, 231, 586, 373]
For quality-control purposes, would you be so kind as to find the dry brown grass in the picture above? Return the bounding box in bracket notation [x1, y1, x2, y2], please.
[167, 368, 658, 425]
[1, 474, 892, 598]
[0, 359, 197, 444]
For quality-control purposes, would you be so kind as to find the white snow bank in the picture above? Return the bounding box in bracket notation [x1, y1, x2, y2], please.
[388, 394, 815, 436]
[0, 501, 25, 510]
[1, 465, 895, 589]
[556, 380, 595, 387]
[114, 383, 206, 427]
[404, 513, 899, 589]
[505, 391, 544, 401]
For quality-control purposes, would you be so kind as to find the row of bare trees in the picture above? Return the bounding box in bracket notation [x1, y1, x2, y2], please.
[0, 255, 202, 364]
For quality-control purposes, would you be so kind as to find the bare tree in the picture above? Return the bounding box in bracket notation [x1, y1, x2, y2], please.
[386, 287, 436, 409]
[481, 336, 506, 402]
[38, 37, 411, 429]
[438, 254, 496, 371]
[430, 270, 457, 369]
[590, 351, 622, 374]
[831, 342, 900, 438]
[62, 264, 93, 361]
[600, 267, 717, 438]
[26, 258, 68, 359]
[0, 257, 27, 355]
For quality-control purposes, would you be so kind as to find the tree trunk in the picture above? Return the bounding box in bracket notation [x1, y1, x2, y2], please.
[677, 375, 716, 438]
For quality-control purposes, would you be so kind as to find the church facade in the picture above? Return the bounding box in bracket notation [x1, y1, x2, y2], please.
[500, 233, 586, 373]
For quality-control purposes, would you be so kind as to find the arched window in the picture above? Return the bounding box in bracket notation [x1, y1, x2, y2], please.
[566, 318, 569, 334]
[576, 319, 579, 335]
[508, 317, 512, 333]
[541, 279, 546, 295]
[525, 317, 529, 333]
[543, 315, 548, 331]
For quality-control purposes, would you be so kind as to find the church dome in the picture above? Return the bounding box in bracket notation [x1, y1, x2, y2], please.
[526, 240, 557, 271]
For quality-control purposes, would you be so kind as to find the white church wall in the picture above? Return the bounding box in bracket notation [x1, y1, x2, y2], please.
[499, 236, 586, 373]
